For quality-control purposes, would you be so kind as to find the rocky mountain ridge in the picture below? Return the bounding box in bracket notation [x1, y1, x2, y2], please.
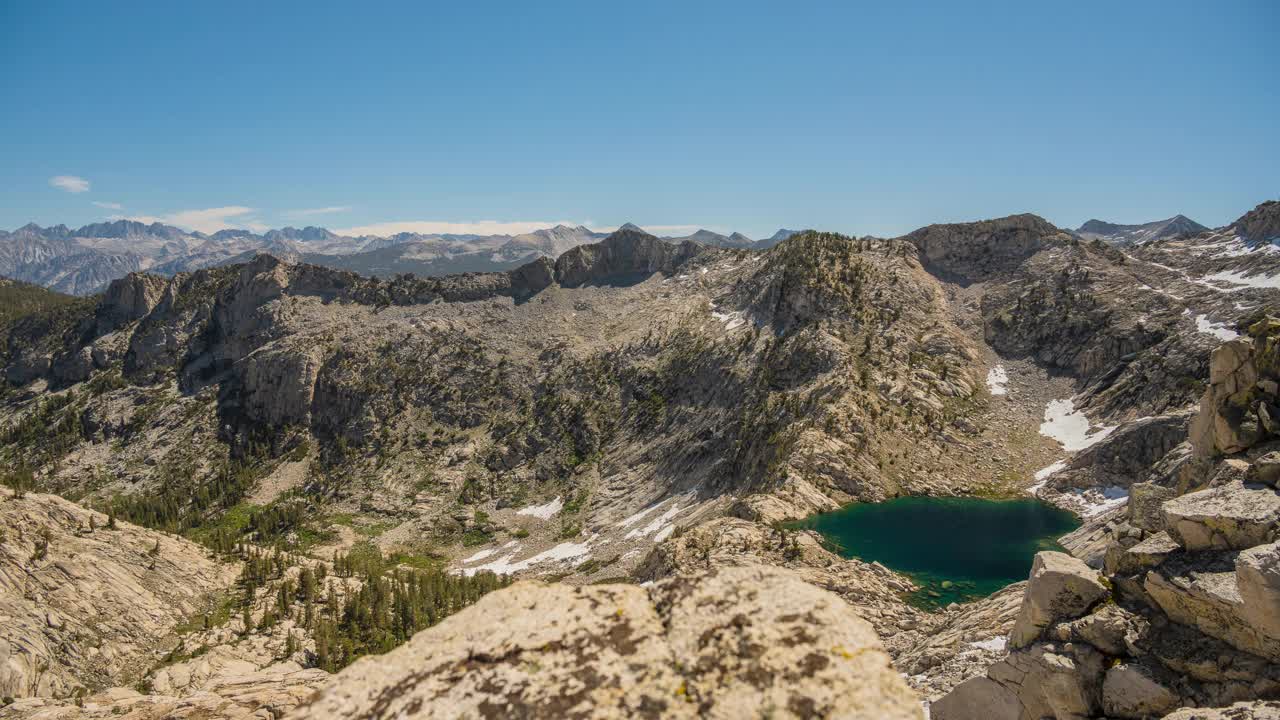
[2, 201, 1280, 718]
[0, 220, 797, 296]
[1076, 215, 1209, 246]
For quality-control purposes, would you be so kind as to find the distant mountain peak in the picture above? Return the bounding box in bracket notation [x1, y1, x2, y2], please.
[1076, 214, 1207, 246]
[618, 222, 645, 232]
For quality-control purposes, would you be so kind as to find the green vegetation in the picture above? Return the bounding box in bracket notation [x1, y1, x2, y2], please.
[109, 449, 269, 551]
[0, 280, 80, 332]
[231, 541, 508, 673]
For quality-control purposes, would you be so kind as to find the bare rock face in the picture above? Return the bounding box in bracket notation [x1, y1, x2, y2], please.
[1144, 548, 1280, 663]
[1237, 541, 1280, 646]
[1101, 663, 1179, 719]
[1236, 200, 1280, 245]
[554, 229, 703, 288]
[904, 213, 1063, 283]
[1188, 320, 1280, 458]
[0, 663, 329, 719]
[96, 272, 168, 332]
[0, 490, 238, 699]
[294, 565, 922, 720]
[238, 345, 325, 426]
[1127, 481, 1178, 533]
[1162, 481, 1280, 551]
[932, 642, 1107, 720]
[1008, 551, 1108, 650]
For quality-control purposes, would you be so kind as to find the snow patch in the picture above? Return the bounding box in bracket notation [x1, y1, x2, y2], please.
[516, 496, 564, 520]
[1039, 399, 1115, 452]
[625, 503, 686, 540]
[710, 306, 747, 331]
[617, 499, 671, 529]
[986, 365, 1009, 396]
[969, 636, 1007, 653]
[461, 537, 595, 577]
[1194, 315, 1240, 341]
[1200, 269, 1280, 291]
[1059, 486, 1129, 518]
[462, 548, 498, 564]
[1028, 461, 1068, 495]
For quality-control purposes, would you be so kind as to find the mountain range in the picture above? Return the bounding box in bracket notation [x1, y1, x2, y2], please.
[0, 220, 798, 295]
[1074, 214, 1209, 245]
[2, 201, 1280, 718]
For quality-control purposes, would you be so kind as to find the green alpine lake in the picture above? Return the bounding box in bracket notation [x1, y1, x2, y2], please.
[791, 496, 1081, 609]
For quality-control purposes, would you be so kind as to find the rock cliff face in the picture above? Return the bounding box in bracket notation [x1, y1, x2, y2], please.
[553, 229, 703, 288]
[0, 490, 237, 699]
[904, 214, 1067, 283]
[1237, 201, 1280, 245]
[294, 565, 921, 720]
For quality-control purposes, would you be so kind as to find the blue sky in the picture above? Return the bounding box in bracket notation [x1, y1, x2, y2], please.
[1, 0, 1276, 238]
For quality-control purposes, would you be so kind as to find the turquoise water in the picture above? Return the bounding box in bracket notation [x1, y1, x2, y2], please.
[790, 496, 1080, 609]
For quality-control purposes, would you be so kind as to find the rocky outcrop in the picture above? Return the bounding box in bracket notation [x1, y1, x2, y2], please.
[1162, 481, 1280, 550]
[1189, 319, 1280, 457]
[1008, 551, 1108, 649]
[0, 663, 328, 719]
[905, 214, 1065, 283]
[295, 565, 922, 719]
[1236, 200, 1280, 246]
[97, 273, 168, 333]
[0, 490, 238, 699]
[554, 228, 703, 287]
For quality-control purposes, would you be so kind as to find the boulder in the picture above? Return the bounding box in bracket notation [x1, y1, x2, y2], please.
[1237, 541, 1280, 644]
[929, 676, 1020, 720]
[1191, 339, 1261, 456]
[1249, 451, 1280, 487]
[1127, 481, 1178, 532]
[1008, 552, 1109, 650]
[934, 642, 1106, 720]
[1162, 481, 1280, 551]
[1145, 552, 1280, 662]
[1050, 603, 1146, 656]
[293, 565, 921, 720]
[1101, 663, 1178, 719]
[1106, 531, 1179, 577]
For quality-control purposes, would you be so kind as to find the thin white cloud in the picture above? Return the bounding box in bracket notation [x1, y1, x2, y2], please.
[92, 200, 124, 210]
[286, 205, 352, 218]
[50, 175, 90, 193]
[115, 206, 267, 234]
[334, 219, 590, 237]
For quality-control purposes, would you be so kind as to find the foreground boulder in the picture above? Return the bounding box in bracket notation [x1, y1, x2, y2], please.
[294, 564, 922, 719]
[1008, 552, 1108, 650]
[1162, 481, 1280, 551]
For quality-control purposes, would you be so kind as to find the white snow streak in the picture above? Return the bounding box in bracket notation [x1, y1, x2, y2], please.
[516, 496, 564, 520]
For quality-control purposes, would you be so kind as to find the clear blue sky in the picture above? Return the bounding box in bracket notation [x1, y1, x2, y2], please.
[2, 0, 1276, 238]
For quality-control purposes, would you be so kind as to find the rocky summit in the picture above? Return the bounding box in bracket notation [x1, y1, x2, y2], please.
[1, 203, 1280, 718]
